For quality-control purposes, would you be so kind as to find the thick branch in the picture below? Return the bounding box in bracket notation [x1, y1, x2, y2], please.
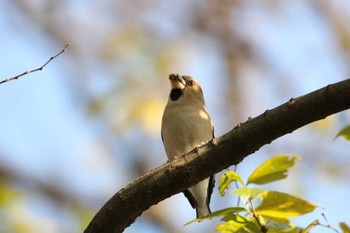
[85, 79, 350, 233]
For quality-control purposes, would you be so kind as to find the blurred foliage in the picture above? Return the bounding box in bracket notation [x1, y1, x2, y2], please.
[310, 117, 336, 133]
[0, 180, 21, 205]
[0, 179, 37, 233]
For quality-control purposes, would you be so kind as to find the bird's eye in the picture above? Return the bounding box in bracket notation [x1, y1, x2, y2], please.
[187, 81, 195, 87]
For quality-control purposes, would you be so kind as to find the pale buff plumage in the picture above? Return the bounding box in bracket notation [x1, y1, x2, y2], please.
[161, 74, 215, 218]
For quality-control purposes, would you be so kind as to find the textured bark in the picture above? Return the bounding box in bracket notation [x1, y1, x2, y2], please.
[85, 79, 350, 233]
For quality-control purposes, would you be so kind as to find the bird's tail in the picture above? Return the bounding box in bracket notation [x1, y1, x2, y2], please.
[196, 205, 211, 219]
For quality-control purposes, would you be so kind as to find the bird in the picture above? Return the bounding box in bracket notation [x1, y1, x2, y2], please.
[161, 73, 215, 218]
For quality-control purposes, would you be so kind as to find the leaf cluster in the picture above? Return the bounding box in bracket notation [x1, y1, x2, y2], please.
[186, 155, 349, 233]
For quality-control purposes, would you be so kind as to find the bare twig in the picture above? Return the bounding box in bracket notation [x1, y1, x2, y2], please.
[233, 165, 241, 207]
[0, 43, 70, 85]
[319, 213, 340, 233]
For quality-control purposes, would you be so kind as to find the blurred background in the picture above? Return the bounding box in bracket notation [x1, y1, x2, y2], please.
[0, 0, 349, 232]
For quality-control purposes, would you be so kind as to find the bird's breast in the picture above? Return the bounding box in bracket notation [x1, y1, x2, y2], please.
[161, 104, 213, 159]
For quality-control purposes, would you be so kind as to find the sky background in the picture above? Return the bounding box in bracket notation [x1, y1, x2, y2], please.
[0, 1, 350, 233]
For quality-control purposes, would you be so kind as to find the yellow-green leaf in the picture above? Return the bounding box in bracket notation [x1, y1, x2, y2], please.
[247, 155, 300, 185]
[184, 207, 248, 226]
[215, 215, 261, 233]
[255, 191, 319, 218]
[336, 125, 350, 142]
[340, 222, 350, 233]
[268, 227, 303, 233]
[218, 171, 244, 196]
[232, 187, 265, 200]
[259, 216, 292, 229]
[226, 171, 245, 186]
[300, 220, 319, 233]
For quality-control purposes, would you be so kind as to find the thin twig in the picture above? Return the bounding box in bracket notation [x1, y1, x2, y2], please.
[248, 199, 267, 233]
[233, 165, 241, 206]
[0, 43, 70, 85]
[320, 213, 340, 233]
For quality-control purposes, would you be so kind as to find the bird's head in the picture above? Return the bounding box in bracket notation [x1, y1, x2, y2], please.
[168, 74, 205, 105]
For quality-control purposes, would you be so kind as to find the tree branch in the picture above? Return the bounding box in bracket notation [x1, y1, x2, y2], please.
[0, 43, 70, 85]
[84, 79, 350, 233]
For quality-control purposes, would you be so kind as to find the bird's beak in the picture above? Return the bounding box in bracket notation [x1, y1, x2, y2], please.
[169, 74, 185, 89]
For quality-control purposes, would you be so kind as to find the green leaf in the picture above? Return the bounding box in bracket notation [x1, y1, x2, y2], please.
[211, 207, 249, 217]
[184, 207, 248, 226]
[226, 171, 245, 186]
[255, 191, 319, 218]
[262, 217, 313, 233]
[340, 222, 350, 233]
[268, 227, 303, 233]
[336, 125, 350, 142]
[232, 187, 265, 200]
[218, 171, 245, 196]
[215, 214, 261, 233]
[259, 216, 292, 230]
[247, 155, 300, 185]
[300, 220, 319, 233]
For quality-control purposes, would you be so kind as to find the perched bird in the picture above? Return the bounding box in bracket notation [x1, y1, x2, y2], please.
[161, 74, 215, 218]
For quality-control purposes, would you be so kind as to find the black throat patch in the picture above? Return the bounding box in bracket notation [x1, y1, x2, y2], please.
[170, 88, 183, 101]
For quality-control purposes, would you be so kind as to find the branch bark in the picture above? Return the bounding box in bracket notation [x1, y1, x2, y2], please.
[84, 79, 350, 233]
